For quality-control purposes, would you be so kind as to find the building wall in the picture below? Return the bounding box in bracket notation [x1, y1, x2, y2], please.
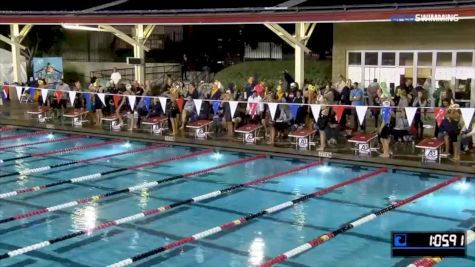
[332, 20, 475, 80]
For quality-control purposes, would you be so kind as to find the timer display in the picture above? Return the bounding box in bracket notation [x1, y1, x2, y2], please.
[392, 232, 466, 257]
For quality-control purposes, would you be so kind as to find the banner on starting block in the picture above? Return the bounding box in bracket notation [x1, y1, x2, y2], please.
[424, 148, 439, 161]
[358, 143, 371, 154]
[195, 128, 206, 139]
[245, 133, 255, 144]
[298, 137, 308, 149]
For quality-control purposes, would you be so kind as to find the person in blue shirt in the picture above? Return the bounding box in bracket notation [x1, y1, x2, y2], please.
[350, 82, 365, 132]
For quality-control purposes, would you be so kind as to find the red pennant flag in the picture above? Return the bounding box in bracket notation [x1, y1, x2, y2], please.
[333, 105, 345, 122]
[176, 97, 185, 113]
[249, 103, 257, 116]
[55, 91, 63, 104]
[113, 95, 122, 108]
[434, 107, 446, 127]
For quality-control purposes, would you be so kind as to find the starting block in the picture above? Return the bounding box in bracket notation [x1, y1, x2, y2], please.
[141, 116, 168, 135]
[235, 124, 263, 144]
[289, 129, 316, 150]
[186, 120, 213, 139]
[27, 107, 51, 123]
[63, 109, 88, 127]
[348, 133, 378, 156]
[415, 138, 445, 163]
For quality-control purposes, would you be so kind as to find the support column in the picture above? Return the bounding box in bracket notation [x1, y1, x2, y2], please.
[134, 24, 145, 84]
[294, 23, 305, 88]
[10, 24, 22, 83]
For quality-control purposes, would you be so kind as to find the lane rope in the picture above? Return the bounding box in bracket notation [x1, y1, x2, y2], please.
[0, 156, 313, 260]
[0, 137, 120, 164]
[0, 130, 49, 141]
[406, 227, 475, 267]
[0, 143, 167, 178]
[259, 175, 465, 267]
[0, 126, 15, 132]
[105, 167, 385, 267]
[0, 135, 84, 162]
[0, 147, 211, 200]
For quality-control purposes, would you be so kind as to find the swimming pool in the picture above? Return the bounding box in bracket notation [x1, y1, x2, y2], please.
[0, 128, 474, 267]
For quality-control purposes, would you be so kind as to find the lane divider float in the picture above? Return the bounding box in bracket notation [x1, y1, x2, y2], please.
[259, 175, 465, 267]
[0, 126, 15, 132]
[0, 147, 211, 200]
[0, 143, 166, 178]
[106, 167, 386, 267]
[406, 227, 475, 267]
[0, 138, 120, 164]
[0, 135, 84, 162]
[0, 130, 49, 141]
[0, 156, 314, 261]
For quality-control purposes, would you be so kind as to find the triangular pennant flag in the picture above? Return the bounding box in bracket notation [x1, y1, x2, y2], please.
[15, 86, 23, 101]
[158, 97, 167, 113]
[55, 90, 63, 104]
[267, 102, 278, 121]
[29, 87, 35, 98]
[382, 107, 392, 124]
[83, 92, 92, 111]
[212, 100, 220, 114]
[355, 106, 368, 126]
[127, 95, 137, 110]
[249, 102, 258, 117]
[289, 104, 299, 120]
[176, 97, 184, 113]
[41, 88, 49, 104]
[333, 106, 345, 122]
[229, 101, 238, 118]
[310, 104, 321, 124]
[434, 107, 446, 127]
[113, 95, 122, 108]
[68, 91, 76, 106]
[193, 99, 202, 115]
[97, 93, 106, 107]
[144, 96, 151, 111]
[460, 108, 475, 130]
[405, 107, 418, 126]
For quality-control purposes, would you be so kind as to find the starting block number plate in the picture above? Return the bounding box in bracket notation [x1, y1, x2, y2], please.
[358, 143, 371, 154]
[245, 133, 255, 144]
[424, 149, 439, 161]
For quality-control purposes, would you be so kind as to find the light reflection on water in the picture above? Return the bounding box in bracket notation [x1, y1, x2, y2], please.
[138, 188, 150, 210]
[248, 236, 265, 266]
[71, 203, 98, 234]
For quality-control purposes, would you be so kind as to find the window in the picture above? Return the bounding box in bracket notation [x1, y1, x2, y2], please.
[348, 52, 362, 65]
[456, 52, 473, 66]
[365, 52, 378, 65]
[382, 52, 395, 66]
[417, 52, 432, 66]
[436, 52, 452, 67]
[399, 53, 413, 66]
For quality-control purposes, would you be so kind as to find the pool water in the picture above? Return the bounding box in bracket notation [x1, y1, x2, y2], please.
[0, 129, 474, 267]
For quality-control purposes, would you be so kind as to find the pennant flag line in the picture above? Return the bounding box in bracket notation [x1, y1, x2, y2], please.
[113, 95, 122, 109]
[310, 104, 321, 124]
[15, 86, 23, 101]
[41, 89, 48, 104]
[229, 101, 238, 118]
[212, 101, 220, 114]
[267, 102, 278, 121]
[176, 97, 184, 113]
[144, 97, 151, 111]
[355, 106, 368, 126]
[460, 108, 475, 130]
[193, 99, 203, 115]
[405, 107, 418, 126]
[55, 90, 63, 104]
[334, 106, 345, 123]
[68, 91, 76, 106]
[434, 107, 446, 127]
[97, 93, 106, 107]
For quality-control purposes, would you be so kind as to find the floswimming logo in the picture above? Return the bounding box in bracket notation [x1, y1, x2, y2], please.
[390, 14, 459, 22]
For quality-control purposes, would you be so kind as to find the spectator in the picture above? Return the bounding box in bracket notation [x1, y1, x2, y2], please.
[167, 96, 180, 135]
[367, 78, 379, 106]
[350, 82, 365, 132]
[181, 54, 188, 81]
[244, 76, 256, 100]
[55, 80, 70, 114]
[412, 90, 427, 140]
[110, 67, 121, 86]
[221, 90, 234, 138]
[439, 104, 462, 160]
[275, 98, 292, 139]
[433, 80, 446, 107]
[262, 93, 276, 144]
[254, 81, 265, 98]
[246, 89, 263, 124]
[116, 84, 133, 128]
[339, 79, 352, 129]
[378, 100, 393, 158]
[180, 95, 195, 130]
[392, 110, 410, 142]
[316, 91, 331, 151]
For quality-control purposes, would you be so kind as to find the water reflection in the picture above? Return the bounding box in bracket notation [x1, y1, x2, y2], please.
[139, 188, 150, 210]
[71, 203, 97, 234]
[248, 237, 265, 266]
[195, 246, 204, 263]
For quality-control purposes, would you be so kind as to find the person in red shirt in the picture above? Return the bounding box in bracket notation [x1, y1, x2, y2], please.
[254, 81, 265, 98]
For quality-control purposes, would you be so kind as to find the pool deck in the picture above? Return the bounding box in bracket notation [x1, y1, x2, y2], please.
[1, 102, 474, 175]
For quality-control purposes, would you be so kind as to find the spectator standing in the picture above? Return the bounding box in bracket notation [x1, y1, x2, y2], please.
[367, 78, 379, 106]
[339, 79, 352, 129]
[412, 90, 427, 140]
[350, 82, 365, 132]
[247, 89, 263, 124]
[110, 67, 121, 86]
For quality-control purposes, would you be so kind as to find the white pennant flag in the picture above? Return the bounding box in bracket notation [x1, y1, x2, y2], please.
[40, 88, 49, 103]
[68, 91, 77, 106]
[158, 97, 167, 113]
[127, 95, 137, 110]
[460, 108, 475, 130]
[405, 107, 418, 126]
[310, 104, 321, 124]
[15, 86, 23, 101]
[267, 102, 278, 121]
[97, 93, 106, 106]
[355, 106, 368, 126]
[229, 101, 239, 118]
[193, 99, 202, 115]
